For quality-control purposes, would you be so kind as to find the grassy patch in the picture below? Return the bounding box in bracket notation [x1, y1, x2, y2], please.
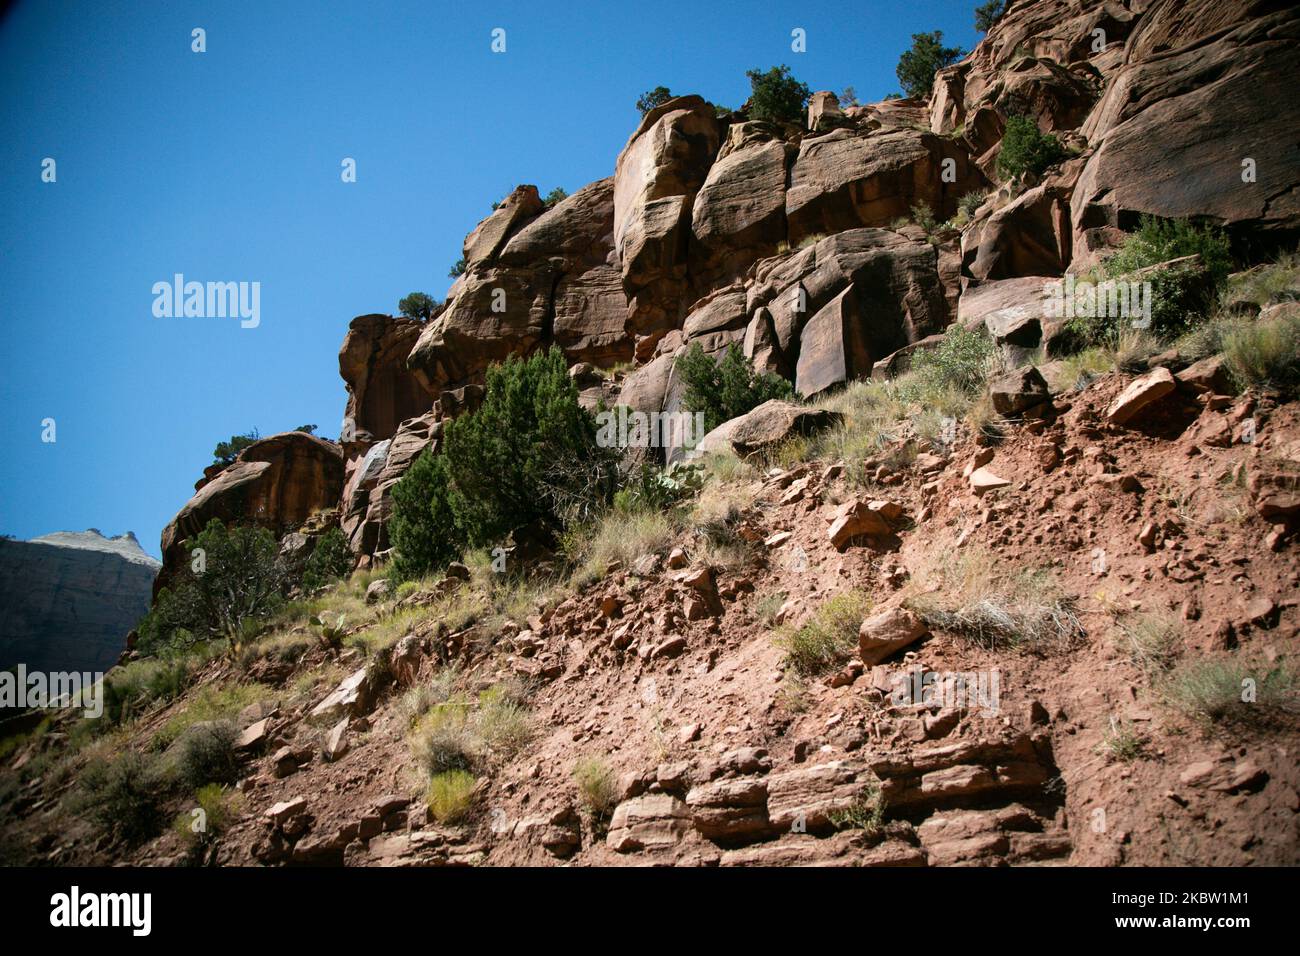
[573, 755, 619, 830]
[775, 589, 872, 677]
[1159, 655, 1297, 725]
[426, 769, 478, 824]
[1114, 612, 1182, 675]
[154, 682, 273, 749]
[829, 783, 885, 835]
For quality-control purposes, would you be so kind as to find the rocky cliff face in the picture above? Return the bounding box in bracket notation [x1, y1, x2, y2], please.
[155, 0, 1300, 584]
[0, 531, 159, 674]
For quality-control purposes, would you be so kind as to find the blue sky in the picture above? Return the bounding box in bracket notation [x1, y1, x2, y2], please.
[0, 0, 982, 557]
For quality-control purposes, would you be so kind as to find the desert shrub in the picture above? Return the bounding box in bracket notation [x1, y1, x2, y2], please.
[427, 770, 477, 824]
[397, 292, 437, 321]
[745, 65, 810, 123]
[412, 699, 477, 774]
[996, 115, 1066, 180]
[174, 720, 241, 788]
[902, 324, 995, 400]
[137, 519, 285, 654]
[1115, 612, 1183, 675]
[956, 190, 987, 223]
[448, 257, 466, 279]
[211, 428, 259, 466]
[676, 342, 793, 433]
[474, 684, 532, 758]
[776, 589, 872, 677]
[102, 655, 197, 725]
[896, 31, 964, 100]
[302, 527, 352, 591]
[1220, 308, 1300, 396]
[1100, 717, 1146, 762]
[390, 348, 618, 580]
[541, 187, 568, 209]
[636, 86, 674, 116]
[1104, 215, 1233, 286]
[73, 751, 170, 846]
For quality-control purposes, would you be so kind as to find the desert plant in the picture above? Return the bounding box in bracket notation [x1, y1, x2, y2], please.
[896, 31, 964, 100]
[412, 699, 477, 774]
[744, 65, 810, 123]
[829, 783, 886, 834]
[676, 342, 793, 434]
[448, 257, 466, 279]
[996, 115, 1066, 180]
[903, 323, 996, 400]
[1104, 215, 1233, 285]
[173, 783, 243, 853]
[541, 187, 568, 209]
[174, 720, 241, 788]
[975, 0, 1009, 32]
[1100, 716, 1146, 762]
[1160, 656, 1298, 724]
[73, 751, 170, 846]
[1221, 308, 1300, 396]
[397, 292, 437, 321]
[1115, 612, 1183, 675]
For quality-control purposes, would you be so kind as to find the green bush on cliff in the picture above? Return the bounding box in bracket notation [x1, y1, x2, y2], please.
[636, 86, 674, 116]
[211, 428, 259, 466]
[676, 342, 794, 434]
[390, 348, 619, 580]
[996, 115, 1066, 180]
[398, 292, 437, 321]
[744, 65, 810, 123]
[302, 526, 352, 591]
[137, 519, 285, 655]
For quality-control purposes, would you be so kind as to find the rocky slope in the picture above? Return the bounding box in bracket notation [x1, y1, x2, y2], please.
[2, 0, 1297, 867]
[0, 531, 159, 674]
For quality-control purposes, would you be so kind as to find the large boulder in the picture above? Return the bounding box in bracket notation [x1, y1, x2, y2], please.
[696, 400, 841, 459]
[157, 432, 345, 593]
[463, 185, 543, 267]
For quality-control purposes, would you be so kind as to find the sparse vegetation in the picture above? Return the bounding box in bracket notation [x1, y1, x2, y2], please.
[906, 550, 1086, 652]
[775, 589, 872, 676]
[173, 783, 242, 854]
[1100, 716, 1146, 762]
[71, 751, 170, 846]
[975, 0, 1009, 33]
[1115, 612, 1183, 675]
[902, 324, 996, 400]
[302, 527, 352, 591]
[448, 257, 466, 279]
[829, 783, 886, 835]
[211, 428, 259, 466]
[173, 720, 241, 787]
[542, 186, 568, 209]
[1160, 655, 1298, 724]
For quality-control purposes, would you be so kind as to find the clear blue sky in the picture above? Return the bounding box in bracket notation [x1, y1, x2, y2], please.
[0, 0, 981, 558]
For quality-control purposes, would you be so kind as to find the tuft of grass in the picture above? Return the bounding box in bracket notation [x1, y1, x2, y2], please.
[1115, 612, 1182, 675]
[905, 549, 1085, 652]
[828, 783, 885, 835]
[474, 683, 533, 758]
[1226, 249, 1300, 309]
[426, 770, 478, 824]
[1159, 656, 1298, 725]
[154, 682, 274, 749]
[569, 508, 679, 580]
[573, 755, 619, 827]
[1100, 716, 1146, 762]
[1221, 308, 1300, 396]
[775, 589, 872, 677]
[754, 591, 787, 627]
[173, 782, 243, 851]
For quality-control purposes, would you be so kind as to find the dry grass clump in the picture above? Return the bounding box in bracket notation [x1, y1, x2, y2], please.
[775, 589, 872, 676]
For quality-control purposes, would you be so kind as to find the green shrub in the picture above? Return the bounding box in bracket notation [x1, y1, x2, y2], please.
[103, 655, 196, 725]
[776, 589, 872, 676]
[302, 527, 352, 591]
[903, 324, 995, 399]
[957, 190, 987, 222]
[676, 342, 793, 433]
[74, 751, 170, 846]
[744, 65, 810, 123]
[137, 519, 285, 654]
[173, 783, 242, 850]
[174, 721, 241, 788]
[636, 86, 674, 116]
[448, 257, 466, 279]
[412, 700, 477, 774]
[427, 770, 477, 823]
[211, 428, 259, 467]
[1159, 656, 1297, 724]
[1104, 215, 1233, 285]
[390, 348, 618, 580]
[896, 31, 964, 100]
[996, 115, 1066, 180]
[398, 292, 437, 321]
[541, 187, 568, 209]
